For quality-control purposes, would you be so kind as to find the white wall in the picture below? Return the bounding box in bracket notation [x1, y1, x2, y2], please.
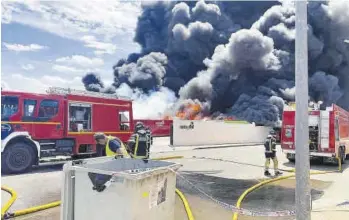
[172, 119, 272, 146]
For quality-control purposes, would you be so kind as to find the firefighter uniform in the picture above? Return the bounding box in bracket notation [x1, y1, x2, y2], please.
[94, 133, 130, 158]
[105, 136, 130, 158]
[264, 133, 282, 176]
[90, 134, 130, 193]
[145, 126, 153, 151]
[128, 122, 150, 159]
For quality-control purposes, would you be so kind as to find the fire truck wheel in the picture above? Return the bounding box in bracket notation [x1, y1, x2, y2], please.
[286, 153, 295, 163]
[1, 142, 35, 174]
[287, 158, 295, 163]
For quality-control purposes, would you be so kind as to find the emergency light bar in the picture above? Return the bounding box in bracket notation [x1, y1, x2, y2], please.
[46, 87, 131, 101]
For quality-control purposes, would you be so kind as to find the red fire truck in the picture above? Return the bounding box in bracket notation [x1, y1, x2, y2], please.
[1, 87, 134, 174]
[281, 104, 349, 164]
[134, 119, 172, 137]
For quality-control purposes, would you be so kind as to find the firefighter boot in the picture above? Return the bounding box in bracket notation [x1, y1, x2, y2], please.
[264, 170, 271, 176]
[275, 171, 283, 176]
[272, 157, 282, 176]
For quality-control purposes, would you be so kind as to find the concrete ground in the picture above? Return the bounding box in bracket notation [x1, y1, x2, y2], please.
[2, 137, 349, 220]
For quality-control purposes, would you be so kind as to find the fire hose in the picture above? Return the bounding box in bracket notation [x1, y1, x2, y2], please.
[232, 157, 343, 220]
[1, 156, 344, 220]
[1, 156, 195, 220]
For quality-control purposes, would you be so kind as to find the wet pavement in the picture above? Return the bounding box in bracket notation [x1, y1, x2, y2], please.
[2, 138, 349, 220]
[0, 165, 345, 220]
[176, 172, 260, 206]
[175, 173, 332, 220]
[242, 179, 330, 212]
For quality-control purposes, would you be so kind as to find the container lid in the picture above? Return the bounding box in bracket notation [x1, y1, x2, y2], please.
[72, 158, 182, 180]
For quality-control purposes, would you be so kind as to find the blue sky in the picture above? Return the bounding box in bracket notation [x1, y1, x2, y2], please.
[1, 1, 142, 93]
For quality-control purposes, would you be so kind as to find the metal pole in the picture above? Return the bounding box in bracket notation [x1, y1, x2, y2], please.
[295, 0, 311, 220]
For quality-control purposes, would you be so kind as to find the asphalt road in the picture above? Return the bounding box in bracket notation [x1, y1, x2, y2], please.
[2, 137, 349, 219]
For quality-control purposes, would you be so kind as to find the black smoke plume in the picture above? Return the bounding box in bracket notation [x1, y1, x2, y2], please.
[82, 0, 349, 124]
[82, 73, 104, 92]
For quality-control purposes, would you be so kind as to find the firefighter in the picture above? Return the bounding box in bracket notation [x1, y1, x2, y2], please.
[264, 131, 282, 176]
[127, 122, 151, 159]
[93, 133, 130, 158]
[145, 126, 153, 146]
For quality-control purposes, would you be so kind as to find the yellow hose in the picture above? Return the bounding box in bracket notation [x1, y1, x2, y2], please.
[4, 201, 61, 219]
[232, 157, 342, 220]
[2, 191, 193, 220]
[1, 156, 192, 219]
[152, 155, 184, 160]
[1, 186, 17, 219]
[176, 189, 195, 220]
[1, 156, 341, 220]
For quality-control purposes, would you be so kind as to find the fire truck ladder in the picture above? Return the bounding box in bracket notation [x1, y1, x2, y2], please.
[46, 87, 131, 101]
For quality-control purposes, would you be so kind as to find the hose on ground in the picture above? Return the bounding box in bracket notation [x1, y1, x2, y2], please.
[1, 187, 191, 220]
[193, 156, 343, 173]
[1, 155, 343, 220]
[1, 186, 17, 219]
[176, 189, 195, 220]
[232, 157, 343, 220]
[1, 156, 194, 220]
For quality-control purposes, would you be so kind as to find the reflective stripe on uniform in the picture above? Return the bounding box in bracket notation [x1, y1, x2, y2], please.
[131, 134, 147, 159]
[265, 139, 276, 153]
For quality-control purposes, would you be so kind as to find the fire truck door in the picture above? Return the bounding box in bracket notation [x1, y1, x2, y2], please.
[319, 111, 330, 149]
[20, 99, 38, 133]
[32, 99, 64, 139]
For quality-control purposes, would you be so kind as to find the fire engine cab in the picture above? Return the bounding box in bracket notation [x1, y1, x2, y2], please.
[1, 87, 134, 174]
[281, 103, 349, 164]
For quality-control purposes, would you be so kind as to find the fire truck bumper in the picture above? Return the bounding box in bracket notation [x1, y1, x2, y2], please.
[282, 149, 335, 158]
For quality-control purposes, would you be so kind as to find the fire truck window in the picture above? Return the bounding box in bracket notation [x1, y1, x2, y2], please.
[1, 96, 19, 120]
[285, 128, 292, 138]
[24, 100, 37, 117]
[119, 111, 130, 131]
[38, 100, 59, 118]
[69, 103, 92, 132]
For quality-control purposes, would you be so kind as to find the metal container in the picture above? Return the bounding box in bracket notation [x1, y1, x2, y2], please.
[60, 157, 182, 220]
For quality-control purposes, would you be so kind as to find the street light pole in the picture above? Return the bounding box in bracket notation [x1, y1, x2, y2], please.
[295, 0, 311, 220]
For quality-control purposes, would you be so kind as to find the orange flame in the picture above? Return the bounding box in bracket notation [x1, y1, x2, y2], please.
[175, 103, 204, 120]
[163, 115, 173, 120]
[162, 102, 240, 121]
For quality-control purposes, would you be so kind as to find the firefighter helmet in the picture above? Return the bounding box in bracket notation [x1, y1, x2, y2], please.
[135, 121, 144, 131]
[268, 130, 277, 139]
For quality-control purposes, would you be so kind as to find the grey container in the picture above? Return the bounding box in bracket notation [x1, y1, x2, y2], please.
[60, 157, 182, 220]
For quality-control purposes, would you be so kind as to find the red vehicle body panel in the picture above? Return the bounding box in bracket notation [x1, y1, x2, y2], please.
[2, 91, 66, 138]
[281, 104, 349, 157]
[134, 119, 172, 137]
[333, 104, 349, 148]
[1, 90, 134, 156]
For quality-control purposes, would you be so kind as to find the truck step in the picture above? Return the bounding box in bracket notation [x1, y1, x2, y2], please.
[39, 156, 72, 164]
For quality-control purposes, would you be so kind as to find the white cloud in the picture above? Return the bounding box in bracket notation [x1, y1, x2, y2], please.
[1, 81, 11, 90]
[56, 55, 104, 68]
[21, 64, 35, 71]
[52, 65, 81, 73]
[2, 73, 84, 94]
[52, 64, 103, 77]
[2, 1, 141, 52]
[3, 43, 48, 52]
[1, 2, 15, 24]
[81, 35, 118, 55]
[53, 55, 105, 75]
